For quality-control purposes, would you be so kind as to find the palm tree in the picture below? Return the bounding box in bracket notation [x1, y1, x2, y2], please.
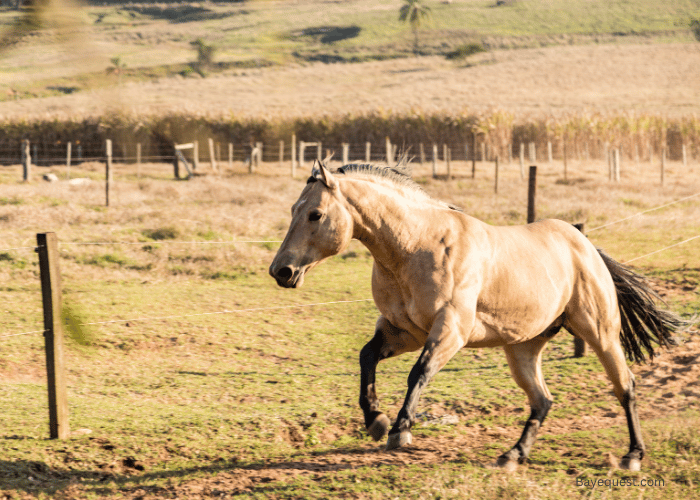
[106, 56, 127, 86]
[399, 0, 432, 56]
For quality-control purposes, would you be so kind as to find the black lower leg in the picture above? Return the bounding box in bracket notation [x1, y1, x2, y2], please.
[498, 399, 552, 465]
[359, 333, 386, 429]
[389, 354, 432, 436]
[621, 379, 645, 462]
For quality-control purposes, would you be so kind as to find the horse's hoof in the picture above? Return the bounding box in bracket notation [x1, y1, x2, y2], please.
[367, 413, 391, 441]
[493, 456, 518, 472]
[386, 431, 412, 450]
[619, 457, 641, 472]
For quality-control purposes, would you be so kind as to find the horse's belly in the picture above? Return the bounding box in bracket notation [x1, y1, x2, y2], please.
[473, 300, 564, 346]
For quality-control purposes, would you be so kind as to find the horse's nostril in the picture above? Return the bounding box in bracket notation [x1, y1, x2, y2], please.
[277, 267, 293, 280]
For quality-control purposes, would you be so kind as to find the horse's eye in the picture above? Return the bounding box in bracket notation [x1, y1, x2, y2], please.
[309, 211, 323, 222]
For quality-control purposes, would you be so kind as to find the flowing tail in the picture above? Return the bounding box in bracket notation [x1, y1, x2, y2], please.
[598, 249, 689, 364]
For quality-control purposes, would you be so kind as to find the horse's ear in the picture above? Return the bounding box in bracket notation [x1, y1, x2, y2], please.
[315, 159, 338, 190]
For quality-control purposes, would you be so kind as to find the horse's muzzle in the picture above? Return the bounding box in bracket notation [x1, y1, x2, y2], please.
[269, 263, 304, 288]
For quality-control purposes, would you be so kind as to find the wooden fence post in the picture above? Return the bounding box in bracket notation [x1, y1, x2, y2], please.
[299, 141, 306, 168]
[317, 142, 322, 162]
[291, 134, 297, 177]
[66, 142, 71, 180]
[37, 232, 70, 440]
[432, 144, 438, 178]
[173, 147, 180, 180]
[547, 141, 552, 164]
[365, 142, 371, 163]
[229, 143, 234, 171]
[494, 156, 499, 194]
[682, 144, 687, 168]
[614, 148, 621, 182]
[386, 137, 392, 164]
[519, 143, 525, 180]
[342, 143, 349, 165]
[572, 223, 588, 357]
[528, 142, 536, 163]
[209, 138, 218, 172]
[105, 139, 112, 207]
[256, 141, 263, 168]
[22, 139, 31, 182]
[472, 133, 477, 179]
[446, 147, 452, 180]
[563, 140, 568, 181]
[193, 140, 199, 171]
[527, 166, 537, 223]
[419, 143, 425, 165]
[661, 147, 666, 186]
[136, 143, 141, 179]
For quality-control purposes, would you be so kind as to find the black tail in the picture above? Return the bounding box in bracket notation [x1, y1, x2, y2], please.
[598, 249, 688, 364]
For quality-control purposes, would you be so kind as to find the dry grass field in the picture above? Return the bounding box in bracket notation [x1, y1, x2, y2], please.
[2, 43, 700, 120]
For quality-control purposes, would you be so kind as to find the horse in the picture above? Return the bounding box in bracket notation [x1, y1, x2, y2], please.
[269, 160, 686, 471]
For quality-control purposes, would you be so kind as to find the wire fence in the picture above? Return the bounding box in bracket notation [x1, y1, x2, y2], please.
[2, 136, 697, 171]
[1, 189, 699, 341]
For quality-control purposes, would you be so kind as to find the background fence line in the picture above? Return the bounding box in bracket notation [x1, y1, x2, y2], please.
[3, 189, 697, 255]
[2, 136, 696, 176]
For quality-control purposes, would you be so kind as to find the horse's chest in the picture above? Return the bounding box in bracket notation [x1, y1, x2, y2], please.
[372, 269, 433, 335]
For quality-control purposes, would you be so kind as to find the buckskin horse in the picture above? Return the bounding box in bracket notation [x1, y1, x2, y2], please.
[269, 161, 685, 471]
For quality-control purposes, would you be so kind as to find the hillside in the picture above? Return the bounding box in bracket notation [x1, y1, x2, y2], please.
[1, 0, 699, 119]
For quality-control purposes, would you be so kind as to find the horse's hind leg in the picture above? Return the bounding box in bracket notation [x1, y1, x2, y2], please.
[497, 334, 554, 469]
[359, 316, 422, 441]
[591, 343, 644, 470]
[567, 314, 645, 470]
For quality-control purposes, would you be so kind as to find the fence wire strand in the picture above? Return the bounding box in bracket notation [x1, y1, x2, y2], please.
[588, 192, 700, 232]
[0, 246, 37, 252]
[0, 329, 46, 338]
[58, 240, 282, 247]
[623, 234, 700, 264]
[1, 299, 374, 341]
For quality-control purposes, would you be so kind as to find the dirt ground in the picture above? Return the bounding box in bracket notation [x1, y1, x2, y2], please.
[1, 43, 700, 120]
[52, 278, 697, 500]
[72, 332, 699, 499]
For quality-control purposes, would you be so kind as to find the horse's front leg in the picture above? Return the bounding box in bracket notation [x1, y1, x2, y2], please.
[387, 308, 467, 450]
[359, 316, 422, 441]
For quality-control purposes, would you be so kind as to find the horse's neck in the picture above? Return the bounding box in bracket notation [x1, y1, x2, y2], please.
[341, 178, 431, 271]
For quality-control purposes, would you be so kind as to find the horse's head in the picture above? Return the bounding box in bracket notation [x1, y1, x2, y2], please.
[269, 161, 353, 288]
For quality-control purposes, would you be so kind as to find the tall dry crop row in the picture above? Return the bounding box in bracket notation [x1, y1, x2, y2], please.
[0, 111, 697, 165]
